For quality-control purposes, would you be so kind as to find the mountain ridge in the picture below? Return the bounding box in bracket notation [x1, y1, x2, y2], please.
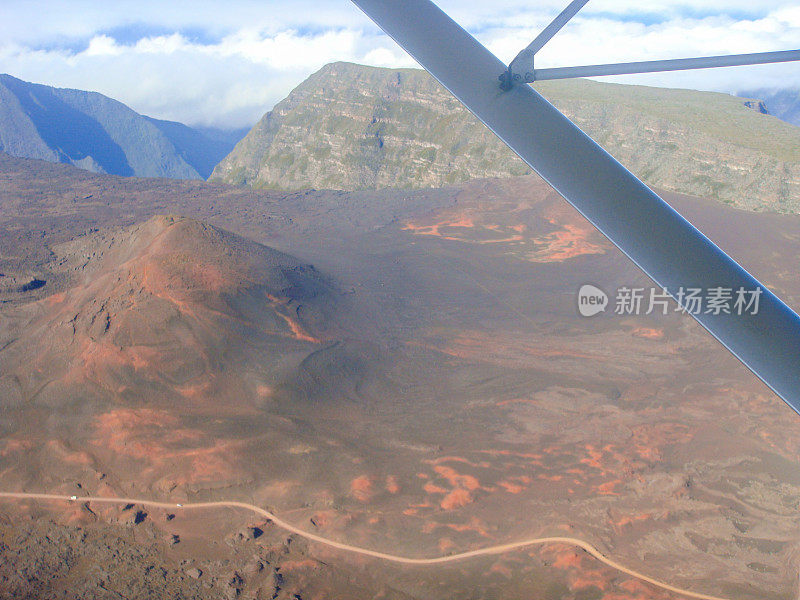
[211, 61, 800, 212]
[0, 74, 246, 179]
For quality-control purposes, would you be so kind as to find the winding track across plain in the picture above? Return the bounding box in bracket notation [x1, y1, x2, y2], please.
[0, 491, 729, 600]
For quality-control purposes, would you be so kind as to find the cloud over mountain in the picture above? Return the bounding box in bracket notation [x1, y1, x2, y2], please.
[0, 1, 798, 128]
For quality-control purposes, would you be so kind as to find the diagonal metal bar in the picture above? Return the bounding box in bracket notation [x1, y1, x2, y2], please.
[533, 49, 800, 81]
[350, 0, 800, 413]
[508, 0, 591, 81]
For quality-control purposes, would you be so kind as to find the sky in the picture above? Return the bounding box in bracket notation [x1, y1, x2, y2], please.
[1, 0, 798, 129]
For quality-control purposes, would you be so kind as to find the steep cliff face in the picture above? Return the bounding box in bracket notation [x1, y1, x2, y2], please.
[212, 62, 529, 191]
[544, 81, 800, 211]
[212, 62, 800, 212]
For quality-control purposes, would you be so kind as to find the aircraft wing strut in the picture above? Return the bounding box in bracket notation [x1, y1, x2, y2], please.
[351, 0, 800, 412]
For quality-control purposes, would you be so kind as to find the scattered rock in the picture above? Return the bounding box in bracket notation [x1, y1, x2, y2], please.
[243, 558, 265, 576]
[0, 274, 46, 294]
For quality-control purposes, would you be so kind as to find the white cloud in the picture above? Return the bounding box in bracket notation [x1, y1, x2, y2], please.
[0, 1, 798, 129]
[84, 35, 123, 57]
[0, 25, 407, 128]
[212, 28, 365, 70]
[362, 47, 416, 68]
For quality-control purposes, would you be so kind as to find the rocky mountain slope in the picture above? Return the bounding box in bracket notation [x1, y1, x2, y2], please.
[0, 74, 244, 179]
[212, 62, 800, 212]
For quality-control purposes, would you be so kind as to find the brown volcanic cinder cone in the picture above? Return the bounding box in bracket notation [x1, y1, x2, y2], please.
[0, 215, 350, 493]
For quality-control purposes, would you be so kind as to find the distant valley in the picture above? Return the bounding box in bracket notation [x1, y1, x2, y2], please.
[0, 74, 247, 179]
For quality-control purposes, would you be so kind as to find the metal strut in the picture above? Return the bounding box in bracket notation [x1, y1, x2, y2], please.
[501, 0, 800, 88]
[530, 49, 800, 81]
[351, 0, 800, 412]
[504, 0, 590, 86]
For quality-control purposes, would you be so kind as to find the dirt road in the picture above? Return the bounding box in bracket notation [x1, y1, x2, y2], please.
[0, 491, 728, 600]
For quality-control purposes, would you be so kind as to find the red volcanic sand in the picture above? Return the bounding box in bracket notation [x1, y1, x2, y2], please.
[432, 465, 481, 491]
[593, 480, 623, 496]
[423, 481, 448, 495]
[614, 513, 652, 530]
[385, 475, 400, 494]
[91, 408, 246, 486]
[529, 222, 605, 262]
[490, 562, 514, 578]
[0, 439, 34, 457]
[426, 330, 596, 364]
[440, 488, 473, 510]
[277, 559, 319, 572]
[498, 480, 525, 494]
[402, 212, 476, 240]
[632, 327, 665, 340]
[349, 475, 373, 502]
[544, 544, 672, 599]
[421, 515, 490, 537]
[401, 200, 606, 262]
[403, 211, 523, 245]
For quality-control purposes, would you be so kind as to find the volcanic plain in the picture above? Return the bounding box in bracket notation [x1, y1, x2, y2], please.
[1, 152, 800, 599]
